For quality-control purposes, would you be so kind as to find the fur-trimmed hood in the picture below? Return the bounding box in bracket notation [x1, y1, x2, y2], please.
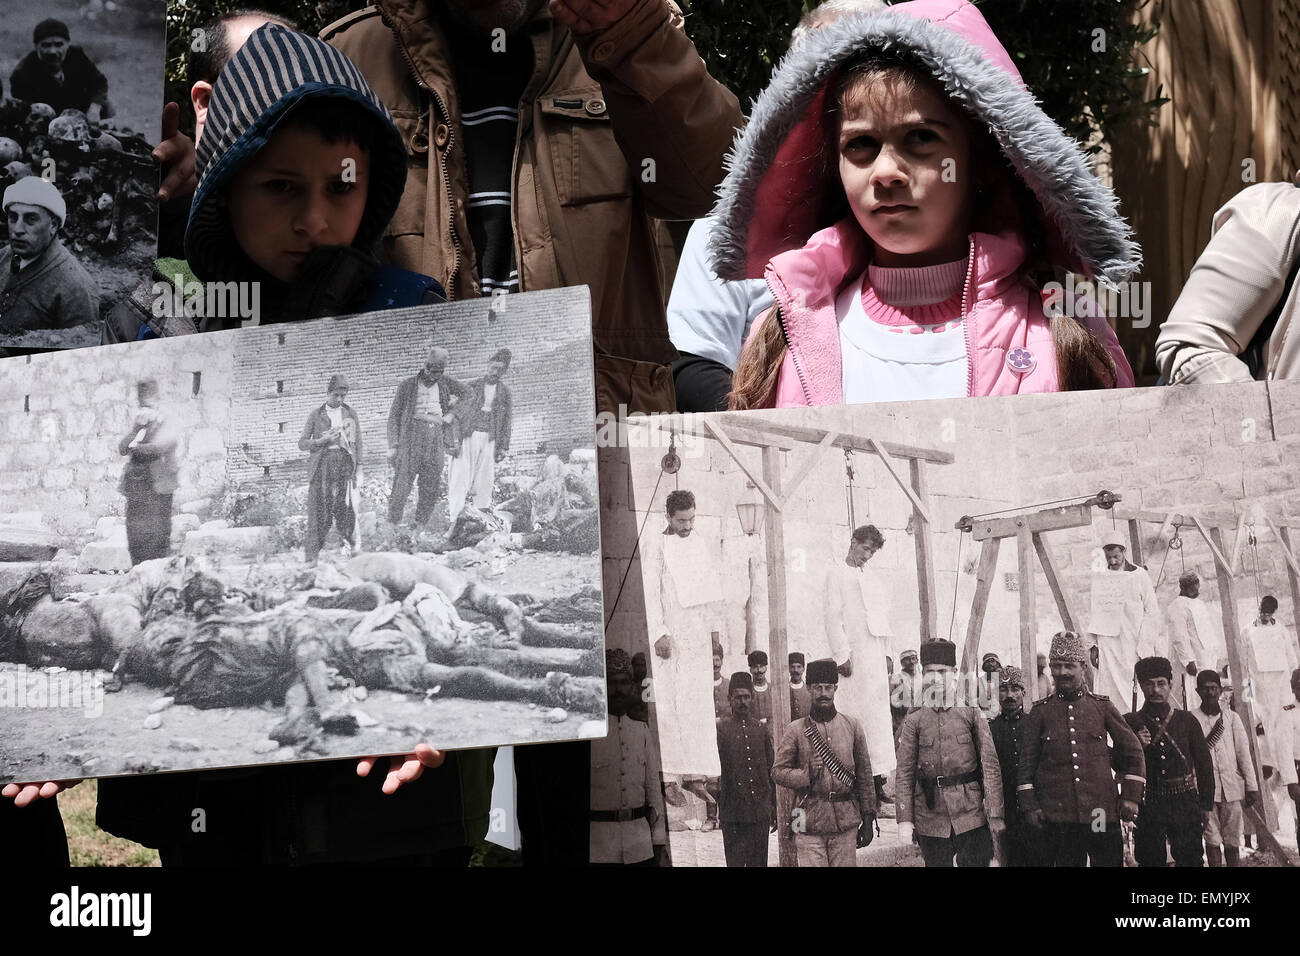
[709, 0, 1141, 287]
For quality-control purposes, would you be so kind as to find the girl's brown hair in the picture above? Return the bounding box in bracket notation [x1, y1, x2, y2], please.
[728, 52, 1119, 409]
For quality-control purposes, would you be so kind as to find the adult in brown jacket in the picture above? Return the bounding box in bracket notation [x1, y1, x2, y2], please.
[321, 0, 745, 415]
[894, 640, 1004, 867]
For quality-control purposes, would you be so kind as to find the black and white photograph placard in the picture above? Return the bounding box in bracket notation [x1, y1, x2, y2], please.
[0, 288, 605, 781]
[0, 0, 165, 350]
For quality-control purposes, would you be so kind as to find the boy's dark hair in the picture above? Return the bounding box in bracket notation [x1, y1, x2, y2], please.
[189, 9, 299, 86]
[279, 97, 384, 155]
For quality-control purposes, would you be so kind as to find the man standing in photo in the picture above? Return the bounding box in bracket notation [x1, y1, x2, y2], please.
[1018, 631, 1147, 867]
[1190, 669, 1259, 866]
[386, 347, 470, 528]
[447, 348, 512, 529]
[117, 378, 179, 566]
[772, 658, 874, 867]
[299, 373, 362, 564]
[715, 671, 775, 866]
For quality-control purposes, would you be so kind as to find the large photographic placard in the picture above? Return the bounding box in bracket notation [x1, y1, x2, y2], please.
[600, 382, 1300, 867]
[0, 288, 606, 781]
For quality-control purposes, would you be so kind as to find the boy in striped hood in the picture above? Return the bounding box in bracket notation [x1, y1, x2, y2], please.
[141, 21, 445, 335]
[89, 25, 491, 866]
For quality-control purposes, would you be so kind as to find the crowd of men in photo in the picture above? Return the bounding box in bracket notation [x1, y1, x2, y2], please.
[114, 346, 514, 568]
[602, 489, 1300, 867]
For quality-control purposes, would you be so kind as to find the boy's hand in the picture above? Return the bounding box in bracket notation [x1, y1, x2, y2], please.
[356, 745, 445, 795]
[154, 102, 197, 203]
[550, 0, 638, 35]
[3, 780, 82, 807]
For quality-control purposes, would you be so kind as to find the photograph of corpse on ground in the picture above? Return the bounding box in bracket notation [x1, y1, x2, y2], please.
[0, 288, 606, 781]
[601, 382, 1300, 868]
[0, 1, 163, 350]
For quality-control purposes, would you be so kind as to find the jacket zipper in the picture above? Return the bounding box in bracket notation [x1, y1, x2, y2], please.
[387, 15, 463, 300]
[960, 235, 976, 398]
[769, 275, 814, 405]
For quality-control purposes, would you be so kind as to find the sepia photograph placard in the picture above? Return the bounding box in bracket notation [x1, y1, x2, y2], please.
[598, 382, 1300, 867]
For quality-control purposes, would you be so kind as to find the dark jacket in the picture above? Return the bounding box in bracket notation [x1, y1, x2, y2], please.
[387, 372, 472, 459]
[454, 377, 512, 450]
[117, 407, 180, 496]
[0, 239, 99, 334]
[716, 716, 775, 824]
[790, 683, 812, 721]
[299, 403, 363, 482]
[1123, 704, 1216, 813]
[1018, 690, 1146, 824]
[990, 709, 1028, 825]
[9, 46, 108, 114]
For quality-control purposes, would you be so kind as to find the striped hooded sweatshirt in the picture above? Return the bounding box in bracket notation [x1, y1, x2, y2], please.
[184, 22, 444, 323]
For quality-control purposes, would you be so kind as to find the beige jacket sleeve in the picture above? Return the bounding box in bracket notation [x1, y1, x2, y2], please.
[1156, 181, 1300, 384]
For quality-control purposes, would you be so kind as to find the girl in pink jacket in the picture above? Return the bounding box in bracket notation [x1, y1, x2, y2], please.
[714, 0, 1139, 409]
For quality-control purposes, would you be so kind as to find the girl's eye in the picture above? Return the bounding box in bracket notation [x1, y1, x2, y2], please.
[843, 135, 878, 154]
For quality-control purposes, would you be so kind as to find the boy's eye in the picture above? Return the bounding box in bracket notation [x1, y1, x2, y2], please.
[906, 128, 941, 147]
[263, 179, 297, 195]
[328, 180, 359, 196]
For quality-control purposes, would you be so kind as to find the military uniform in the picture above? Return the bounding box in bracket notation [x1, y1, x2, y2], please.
[772, 661, 875, 869]
[589, 713, 667, 865]
[790, 681, 812, 721]
[990, 708, 1046, 866]
[715, 713, 775, 866]
[751, 683, 773, 724]
[895, 704, 1003, 867]
[1123, 702, 1215, 867]
[1018, 689, 1146, 866]
[713, 674, 729, 720]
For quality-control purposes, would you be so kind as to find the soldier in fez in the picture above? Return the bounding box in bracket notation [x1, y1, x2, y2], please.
[1018, 631, 1146, 867]
[772, 658, 875, 867]
[715, 672, 775, 866]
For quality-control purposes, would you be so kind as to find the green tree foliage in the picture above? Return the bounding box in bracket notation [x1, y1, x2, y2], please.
[678, 0, 1165, 153]
[166, 0, 1163, 152]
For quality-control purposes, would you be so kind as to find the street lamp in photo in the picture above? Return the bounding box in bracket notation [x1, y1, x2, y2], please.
[736, 480, 763, 536]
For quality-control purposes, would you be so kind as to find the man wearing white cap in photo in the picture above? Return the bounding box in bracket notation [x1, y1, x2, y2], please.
[0, 176, 98, 334]
[1088, 529, 1162, 710]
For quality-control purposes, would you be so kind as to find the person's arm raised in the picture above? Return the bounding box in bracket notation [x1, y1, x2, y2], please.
[555, 0, 744, 220]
